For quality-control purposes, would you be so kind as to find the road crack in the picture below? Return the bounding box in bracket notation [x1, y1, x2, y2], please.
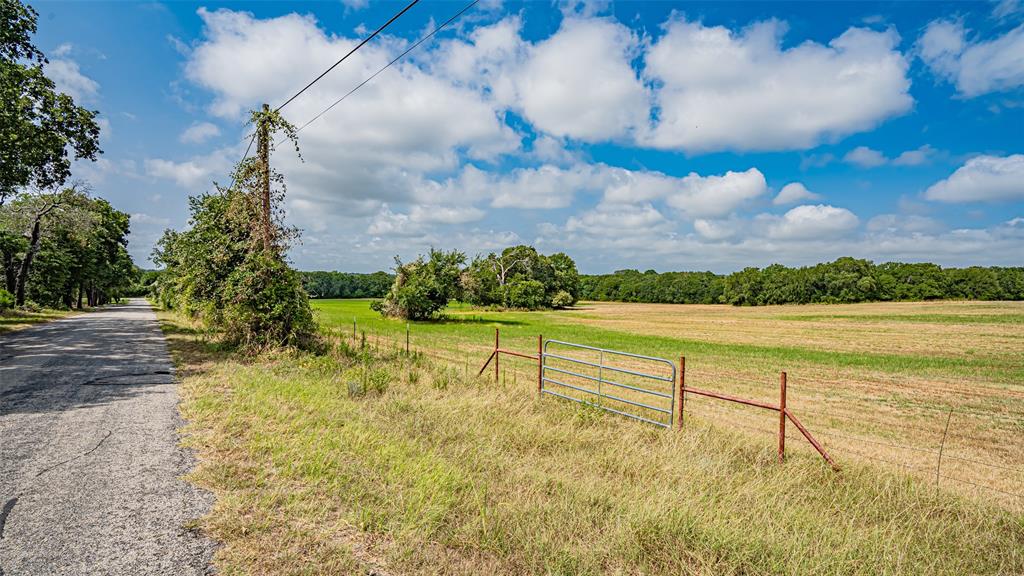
[34, 429, 113, 478]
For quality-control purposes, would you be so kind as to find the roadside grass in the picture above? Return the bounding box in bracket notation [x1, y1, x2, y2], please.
[162, 311, 1024, 575]
[0, 308, 78, 333]
[312, 299, 1024, 509]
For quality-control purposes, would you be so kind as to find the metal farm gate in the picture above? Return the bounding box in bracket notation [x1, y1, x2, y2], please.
[540, 340, 677, 428]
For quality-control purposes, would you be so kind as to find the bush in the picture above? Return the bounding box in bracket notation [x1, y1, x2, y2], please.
[0, 288, 14, 311]
[219, 252, 316, 349]
[374, 249, 465, 320]
[550, 290, 574, 309]
[506, 279, 546, 309]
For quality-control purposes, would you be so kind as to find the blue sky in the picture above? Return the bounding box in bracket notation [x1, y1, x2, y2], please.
[33, 0, 1024, 273]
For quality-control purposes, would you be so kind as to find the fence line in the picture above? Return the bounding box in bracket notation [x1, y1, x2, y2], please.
[331, 321, 1022, 507]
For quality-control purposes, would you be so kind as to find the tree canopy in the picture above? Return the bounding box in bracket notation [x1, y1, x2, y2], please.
[0, 0, 101, 205]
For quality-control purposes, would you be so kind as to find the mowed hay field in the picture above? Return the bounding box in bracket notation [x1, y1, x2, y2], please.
[165, 300, 1024, 575]
[313, 299, 1024, 509]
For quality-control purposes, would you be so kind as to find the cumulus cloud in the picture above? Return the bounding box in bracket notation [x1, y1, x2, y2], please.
[642, 19, 912, 152]
[179, 121, 221, 144]
[178, 7, 520, 233]
[924, 154, 1024, 202]
[773, 182, 821, 205]
[47, 57, 99, 101]
[664, 168, 767, 218]
[761, 204, 860, 240]
[918, 20, 1024, 96]
[516, 18, 648, 142]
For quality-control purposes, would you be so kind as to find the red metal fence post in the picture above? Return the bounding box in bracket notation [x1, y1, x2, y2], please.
[779, 371, 787, 463]
[678, 355, 685, 430]
[537, 334, 543, 395]
[494, 328, 500, 384]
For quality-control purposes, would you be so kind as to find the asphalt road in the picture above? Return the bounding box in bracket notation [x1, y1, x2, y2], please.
[0, 299, 214, 575]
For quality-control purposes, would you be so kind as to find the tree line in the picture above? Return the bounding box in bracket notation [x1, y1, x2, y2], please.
[372, 245, 581, 319]
[0, 0, 134, 311]
[301, 271, 393, 299]
[580, 258, 1024, 305]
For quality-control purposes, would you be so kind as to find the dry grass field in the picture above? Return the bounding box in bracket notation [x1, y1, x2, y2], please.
[163, 299, 1024, 575]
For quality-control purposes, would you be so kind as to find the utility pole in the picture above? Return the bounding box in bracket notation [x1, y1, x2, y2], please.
[257, 103, 272, 252]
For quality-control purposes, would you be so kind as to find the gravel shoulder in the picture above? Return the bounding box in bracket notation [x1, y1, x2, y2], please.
[0, 299, 214, 575]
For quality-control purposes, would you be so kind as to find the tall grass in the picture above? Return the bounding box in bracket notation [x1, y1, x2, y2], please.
[164, 312, 1024, 575]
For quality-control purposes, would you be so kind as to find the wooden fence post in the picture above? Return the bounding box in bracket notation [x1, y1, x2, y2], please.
[778, 371, 787, 463]
[494, 328, 500, 384]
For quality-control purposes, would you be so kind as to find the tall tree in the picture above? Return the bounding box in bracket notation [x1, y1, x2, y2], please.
[0, 0, 101, 205]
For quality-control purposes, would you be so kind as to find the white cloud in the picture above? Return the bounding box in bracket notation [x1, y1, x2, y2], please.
[844, 146, 888, 168]
[566, 202, 669, 237]
[643, 19, 912, 152]
[144, 149, 233, 189]
[773, 182, 821, 205]
[516, 18, 648, 142]
[693, 217, 741, 240]
[179, 121, 221, 144]
[919, 21, 1024, 96]
[179, 7, 520, 235]
[924, 154, 1024, 202]
[46, 58, 99, 101]
[892, 145, 938, 166]
[761, 204, 860, 240]
[665, 168, 768, 218]
[843, 144, 938, 167]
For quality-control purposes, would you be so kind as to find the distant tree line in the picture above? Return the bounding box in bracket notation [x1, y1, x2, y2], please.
[580, 258, 1024, 306]
[372, 245, 581, 320]
[300, 271, 393, 299]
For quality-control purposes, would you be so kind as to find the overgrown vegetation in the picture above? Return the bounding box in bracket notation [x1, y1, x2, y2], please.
[153, 108, 314, 350]
[581, 257, 1024, 305]
[163, 309, 1024, 575]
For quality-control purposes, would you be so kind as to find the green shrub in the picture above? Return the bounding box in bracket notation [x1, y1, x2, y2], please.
[506, 279, 546, 309]
[550, 290, 574, 309]
[373, 249, 465, 320]
[0, 289, 14, 311]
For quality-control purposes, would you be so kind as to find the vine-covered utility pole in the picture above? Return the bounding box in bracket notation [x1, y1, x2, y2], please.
[257, 103, 273, 252]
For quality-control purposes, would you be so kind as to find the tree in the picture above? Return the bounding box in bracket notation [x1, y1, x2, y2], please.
[1, 0, 101, 205]
[372, 249, 465, 320]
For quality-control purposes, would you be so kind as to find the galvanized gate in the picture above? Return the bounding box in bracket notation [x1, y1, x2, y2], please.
[540, 340, 677, 428]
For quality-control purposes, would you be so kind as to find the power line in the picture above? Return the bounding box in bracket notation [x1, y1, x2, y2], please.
[228, 0, 422, 187]
[275, 0, 420, 113]
[291, 0, 479, 137]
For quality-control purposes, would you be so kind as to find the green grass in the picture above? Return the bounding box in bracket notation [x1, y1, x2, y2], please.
[164, 311, 1024, 575]
[311, 299, 1024, 386]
